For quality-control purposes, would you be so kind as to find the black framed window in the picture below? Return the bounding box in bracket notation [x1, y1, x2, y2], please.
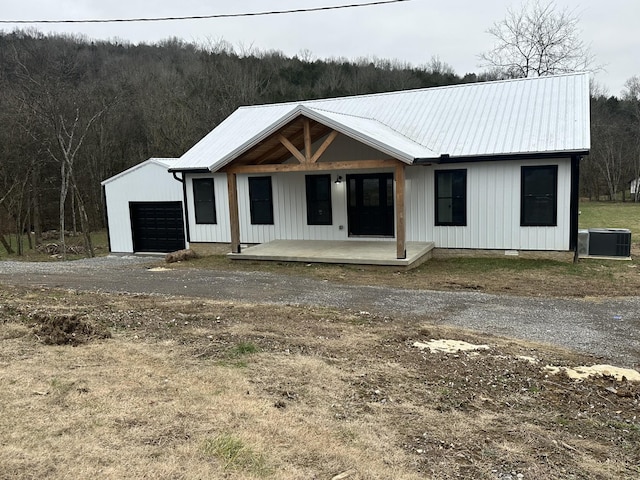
[435, 169, 467, 226]
[193, 178, 216, 224]
[248, 176, 274, 225]
[305, 174, 332, 225]
[521, 165, 557, 226]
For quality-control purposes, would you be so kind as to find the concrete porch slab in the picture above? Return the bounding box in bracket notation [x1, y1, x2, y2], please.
[228, 240, 434, 269]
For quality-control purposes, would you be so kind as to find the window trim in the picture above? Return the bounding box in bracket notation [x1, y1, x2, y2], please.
[520, 165, 558, 227]
[434, 169, 467, 226]
[192, 178, 217, 225]
[248, 176, 274, 225]
[305, 174, 333, 226]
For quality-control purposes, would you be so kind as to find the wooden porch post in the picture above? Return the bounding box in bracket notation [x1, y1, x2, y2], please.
[395, 164, 406, 259]
[227, 172, 241, 253]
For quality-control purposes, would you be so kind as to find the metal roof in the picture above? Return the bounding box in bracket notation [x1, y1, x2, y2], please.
[101, 158, 177, 185]
[170, 73, 590, 172]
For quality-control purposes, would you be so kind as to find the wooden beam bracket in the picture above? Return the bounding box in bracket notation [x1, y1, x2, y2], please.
[278, 134, 307, 164]
[310, 130, 338, 163]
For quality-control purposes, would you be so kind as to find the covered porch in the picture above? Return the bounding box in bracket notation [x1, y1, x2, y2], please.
[222, 109, 421, 261]
[228, 240, 434, 269]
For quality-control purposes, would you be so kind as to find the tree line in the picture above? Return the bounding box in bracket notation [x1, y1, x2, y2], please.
[0, 29, 638, 255]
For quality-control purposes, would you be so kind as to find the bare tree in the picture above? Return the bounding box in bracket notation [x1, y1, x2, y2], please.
[622, 76, 640, 201]
[591, 97, 628, 201]
[480, 0, 596, 78]
[11, 38, 107, 258]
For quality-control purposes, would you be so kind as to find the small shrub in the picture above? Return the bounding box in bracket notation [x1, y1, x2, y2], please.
[165, 249, 197, 264]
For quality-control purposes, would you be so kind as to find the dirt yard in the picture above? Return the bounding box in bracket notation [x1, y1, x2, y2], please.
[1, 285, 638, 479]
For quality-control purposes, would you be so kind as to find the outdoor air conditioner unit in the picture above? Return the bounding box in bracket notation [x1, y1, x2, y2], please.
[587, 228, 632, 257]
[577, 230, 589, 257]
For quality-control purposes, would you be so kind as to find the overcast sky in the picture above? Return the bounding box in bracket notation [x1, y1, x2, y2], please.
[1, 0, 638, 96]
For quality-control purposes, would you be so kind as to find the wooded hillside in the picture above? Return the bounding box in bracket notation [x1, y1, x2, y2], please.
[0, 30, 638, 253]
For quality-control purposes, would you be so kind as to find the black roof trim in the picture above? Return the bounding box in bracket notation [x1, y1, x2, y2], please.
[167, 168, 211, 174]
[415, 150, 589, 165]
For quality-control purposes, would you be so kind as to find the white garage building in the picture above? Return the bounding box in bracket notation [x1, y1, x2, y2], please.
[101, 158, 187, 253]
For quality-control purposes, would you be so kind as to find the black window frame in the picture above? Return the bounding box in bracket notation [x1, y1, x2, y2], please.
[520, 165, 558, 227]
[248, 176, 274, 225]
[435, 169, 467, 226]
[305, 174, 333, 226]
[192, 178, 217, 225]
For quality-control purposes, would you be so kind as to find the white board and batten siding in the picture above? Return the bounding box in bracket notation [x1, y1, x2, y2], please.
[186, 158, 572, 251]
[188, 170, 355, 244]
[102, 159, 186, 253]
[187, 133, 391, 245]
[406, 159, 572, 251]
[185, 173, 231, 243]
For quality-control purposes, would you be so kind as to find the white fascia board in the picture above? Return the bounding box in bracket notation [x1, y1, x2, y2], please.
[582, 73, 591, 150]
[301, 106, 436, 164]
[101, 158, 177, 186]
[207, 105, 309, 172]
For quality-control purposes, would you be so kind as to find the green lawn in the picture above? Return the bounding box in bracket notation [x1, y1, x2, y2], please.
[579, 201, 640, 239]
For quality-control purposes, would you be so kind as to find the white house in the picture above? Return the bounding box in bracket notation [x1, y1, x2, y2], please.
[103, 73, 591, 260]
[101, 158, 187, 253]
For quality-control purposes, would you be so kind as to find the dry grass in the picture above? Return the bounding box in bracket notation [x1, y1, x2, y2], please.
[1, 285, 639, 479]
[177, 201, 640, 299]
[178, 244, 640, 298]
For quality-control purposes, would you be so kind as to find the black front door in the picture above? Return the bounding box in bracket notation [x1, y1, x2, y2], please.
[347, 173, 394, 236]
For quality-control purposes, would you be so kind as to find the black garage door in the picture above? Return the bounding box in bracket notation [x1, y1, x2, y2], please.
[130, 202, 186, 253]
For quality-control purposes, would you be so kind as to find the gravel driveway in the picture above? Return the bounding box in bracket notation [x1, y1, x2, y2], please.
[1, 256, 639, 367]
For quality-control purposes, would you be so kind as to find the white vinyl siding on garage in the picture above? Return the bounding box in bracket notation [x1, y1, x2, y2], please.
[102, 159, 186, 253]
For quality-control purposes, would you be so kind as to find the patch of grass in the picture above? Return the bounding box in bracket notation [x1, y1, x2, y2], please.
[607, 420, 640, 432]
[579, 201, 640, 238]
[428, 256, 566, 273]
[230, 341, 259, 357]
[49, 378, 76, 397]
[0, 230, 109, 261]
[202, 434, 270, 475]
[217, 341, 260, 368]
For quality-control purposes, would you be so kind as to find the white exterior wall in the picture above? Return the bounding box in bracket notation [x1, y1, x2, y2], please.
[103, 162, 185, 253]
[236, 170, 396, 243]
[186, 173, 232, 243]
[406, 158, 572, 250]
[188, 170, 392, 244]
[187, 158, 573, 251]
[187, 134, 393, 244]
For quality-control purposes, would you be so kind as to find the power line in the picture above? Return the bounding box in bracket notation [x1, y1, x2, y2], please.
[0, 0, 411, 24]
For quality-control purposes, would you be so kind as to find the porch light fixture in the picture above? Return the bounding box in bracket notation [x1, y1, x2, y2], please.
[335, 175, 343, 184]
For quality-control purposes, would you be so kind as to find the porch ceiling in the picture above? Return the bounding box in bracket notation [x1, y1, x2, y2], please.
[232, 117, 332, 166]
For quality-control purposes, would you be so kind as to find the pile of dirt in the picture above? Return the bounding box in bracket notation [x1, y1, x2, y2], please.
[29, 312, 111, 346]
